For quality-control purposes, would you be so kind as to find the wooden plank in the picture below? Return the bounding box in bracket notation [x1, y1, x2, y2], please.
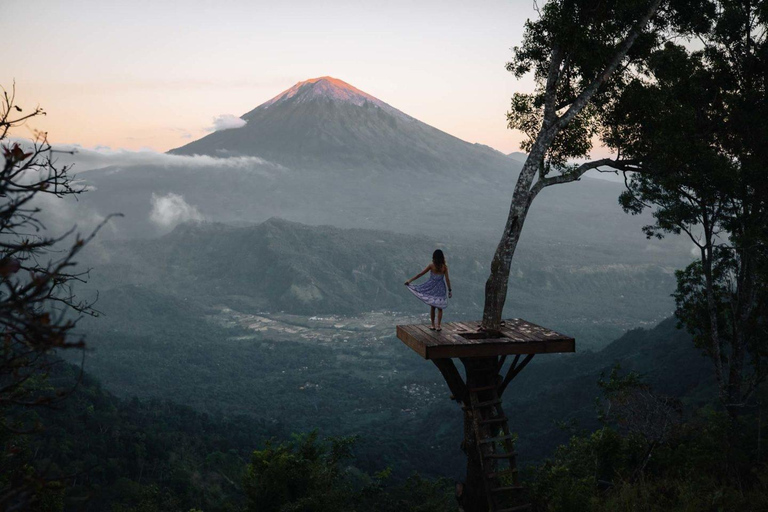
[434, 328, 467, 345]
[412, 324, 463, 358]
[432, 327, 474, 349]
[412, 324, 442, 344]
[411, 325, 442, 359]
[500, 324, 538, 342]
[504, 319, 560, 342]
[453, 321, 478, 333]
[506, 318, 570, 341]
[449, 322, 469, 333]
[502, 319, 540, 341]
[396, 325, 427, 358]
[504, 318, 572, 343]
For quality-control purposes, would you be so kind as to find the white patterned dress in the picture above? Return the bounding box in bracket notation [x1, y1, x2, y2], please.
[407, 271, 448, 310]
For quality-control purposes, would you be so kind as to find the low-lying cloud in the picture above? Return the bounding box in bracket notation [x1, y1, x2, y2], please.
[209, 114, 247, 132]
[149, 193, 204, 229]
[33, 142, 280, 173]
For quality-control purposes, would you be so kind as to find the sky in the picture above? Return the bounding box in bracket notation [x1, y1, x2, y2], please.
[3, 0, 545, 155]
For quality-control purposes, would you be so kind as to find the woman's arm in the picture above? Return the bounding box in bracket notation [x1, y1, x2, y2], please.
[445, 265, 452, 298]
[405, 264, 432, 285]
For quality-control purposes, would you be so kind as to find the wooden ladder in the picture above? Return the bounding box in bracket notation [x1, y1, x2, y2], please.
[467, 384, 530, 512]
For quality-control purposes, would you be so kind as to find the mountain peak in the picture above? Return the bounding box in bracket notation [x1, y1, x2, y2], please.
[171, 75, 512, 175]
[261, 76, 389, 110]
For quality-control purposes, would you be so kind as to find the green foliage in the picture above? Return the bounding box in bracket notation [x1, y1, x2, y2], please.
[507, 93, 597, 168]
[243, 431, 454, 512]
[608, 0, 768, 413]
[5, 360, 458, 512]
[528, 370, 768, 512]
[357, 473, 456, 512]
[8, 363, 282, 512]
[529, 427, 631, 511]
[505, 0, 694, 168]
[243, 431, 354, 512]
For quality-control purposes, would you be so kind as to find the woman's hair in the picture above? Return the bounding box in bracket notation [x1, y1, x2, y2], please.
[432, 249, 446, 271]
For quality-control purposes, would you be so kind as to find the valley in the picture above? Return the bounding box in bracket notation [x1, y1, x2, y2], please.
[58, 76, 709, 486]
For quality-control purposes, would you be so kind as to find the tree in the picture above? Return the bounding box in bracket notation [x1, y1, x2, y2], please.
[0, 84, 114, 509]
[482, 0, 679, 330]
[604, 0, 768, 420]
[243, 432, 455, 512]
[243, 431, 355, 512]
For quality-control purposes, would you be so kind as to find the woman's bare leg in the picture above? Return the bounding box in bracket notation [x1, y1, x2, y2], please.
[437, 308, 443, 329]
[430, 306, 436, 328]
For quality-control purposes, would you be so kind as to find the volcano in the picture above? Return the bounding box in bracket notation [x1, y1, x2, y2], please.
[170, 76, 512, 177]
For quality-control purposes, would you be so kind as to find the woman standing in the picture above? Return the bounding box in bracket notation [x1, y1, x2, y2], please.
[405, 249, 452, 331]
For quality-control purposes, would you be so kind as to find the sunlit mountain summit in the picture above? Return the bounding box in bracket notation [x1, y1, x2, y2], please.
[260, 76, 396, 111]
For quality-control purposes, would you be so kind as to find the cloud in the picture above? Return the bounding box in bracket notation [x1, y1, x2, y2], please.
[14, 141, 282, 173]
[209, 114, 247, 132]
[149, 193, 204, 229]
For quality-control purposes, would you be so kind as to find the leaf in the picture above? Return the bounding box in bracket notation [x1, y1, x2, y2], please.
[3, 143, 32, 163]
[0, 258, 21, 277]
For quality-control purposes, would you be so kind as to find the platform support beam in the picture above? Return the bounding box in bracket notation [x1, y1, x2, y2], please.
[430, 355, 535, 512]
[432, 358, 467, 402]
[499, 354, 534, 395]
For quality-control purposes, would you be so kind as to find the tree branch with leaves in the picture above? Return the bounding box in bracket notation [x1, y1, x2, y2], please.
[604, 0, 768, 420]
[483, 0, 674, 330]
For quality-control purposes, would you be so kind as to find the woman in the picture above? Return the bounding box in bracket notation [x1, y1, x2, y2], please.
[404, 249, 452, 331]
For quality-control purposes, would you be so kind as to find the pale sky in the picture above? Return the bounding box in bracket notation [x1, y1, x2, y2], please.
[3, 0, 551, 154]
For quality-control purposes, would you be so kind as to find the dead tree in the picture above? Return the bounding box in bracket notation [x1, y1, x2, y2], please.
[0, 83, 116, 510]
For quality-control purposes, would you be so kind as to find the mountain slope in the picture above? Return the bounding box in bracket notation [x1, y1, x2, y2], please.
[82, 218, 679, 348]
[171, 76, 513, 178]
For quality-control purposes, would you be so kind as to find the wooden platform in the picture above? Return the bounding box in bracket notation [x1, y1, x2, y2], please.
[396, 319, 575, 359]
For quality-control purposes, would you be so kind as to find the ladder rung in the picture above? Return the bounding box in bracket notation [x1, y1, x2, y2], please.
[468, 384, 499, 392]
[491, 485, 525, 493]
[480, 434, 516, 444]
[487, 468, 518, 479]
[483, 451, 517, 459]
[497, 505, 531, 512]
[480, 417, 507, 425]
[474, 399, 502, 409]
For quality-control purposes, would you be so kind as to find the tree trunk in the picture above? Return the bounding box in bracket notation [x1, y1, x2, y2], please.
[481, 151, 544, 331]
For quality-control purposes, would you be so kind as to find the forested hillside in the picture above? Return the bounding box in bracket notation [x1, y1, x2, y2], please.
[80, 218, 679, 348]
[64, 296, 710, 481]
[11, 317, 713, 511]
